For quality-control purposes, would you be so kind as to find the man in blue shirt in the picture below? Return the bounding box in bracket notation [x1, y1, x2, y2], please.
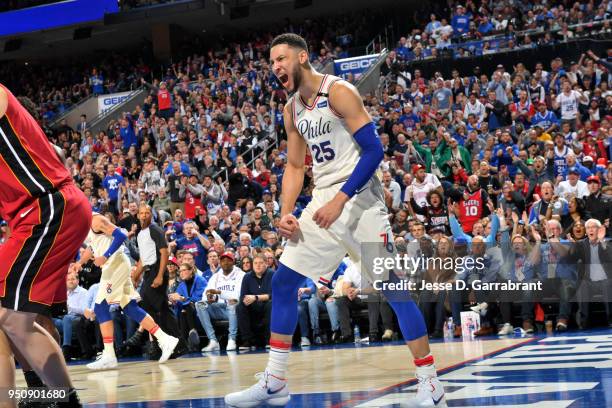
[102, 163, 125, 214]
[120, 117, 137, 150]
[433, 78, 453, 114]
[296, 278, 317, 346]
[176, 221, 211, 272]
[90, 68, 104, 95]
[202, 251, 221, 282]
[399, 104, 420, 132]
[492, 131, 519, 176]
[451, 5, 471, 36]
[477, 15, 494, 35]
[530, 102, 559, 133]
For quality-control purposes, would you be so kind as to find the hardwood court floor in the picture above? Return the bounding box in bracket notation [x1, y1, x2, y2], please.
[12, 330, 612, 407]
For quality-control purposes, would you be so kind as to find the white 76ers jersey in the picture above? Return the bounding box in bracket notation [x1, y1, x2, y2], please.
[291, 75, 362, 189]
[84, 213, 127, 269]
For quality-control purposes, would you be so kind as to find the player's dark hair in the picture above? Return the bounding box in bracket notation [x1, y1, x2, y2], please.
[270, 33, 309, 53]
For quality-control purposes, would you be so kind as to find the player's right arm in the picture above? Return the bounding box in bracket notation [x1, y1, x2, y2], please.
[278, 101, 307, 238]
[72, 247, 94, 274]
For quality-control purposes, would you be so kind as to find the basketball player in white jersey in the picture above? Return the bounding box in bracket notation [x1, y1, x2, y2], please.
[225, 33, 445, 408]
[71, 213, 178, 369]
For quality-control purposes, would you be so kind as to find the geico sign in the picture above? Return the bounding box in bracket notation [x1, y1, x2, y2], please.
[103, 96, 129, 105]
[339, 58, 376, 71]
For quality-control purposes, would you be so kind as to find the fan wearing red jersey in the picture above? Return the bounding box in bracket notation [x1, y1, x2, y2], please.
[0, 84, 92, 408]
[448, 175, 491, 234]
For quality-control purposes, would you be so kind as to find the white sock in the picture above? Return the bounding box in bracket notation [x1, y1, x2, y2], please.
[151, 325, 169, 343]
[266, 340, 290, 379]
[103, 339, 116, 358]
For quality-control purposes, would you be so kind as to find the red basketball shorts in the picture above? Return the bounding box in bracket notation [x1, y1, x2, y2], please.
[0, 184, 91, 315]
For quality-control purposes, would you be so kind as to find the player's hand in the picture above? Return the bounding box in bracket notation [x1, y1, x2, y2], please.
[278, 213, 300, 239]
[313, 195, 346, 229]
[93, 256, 107, 267]
[151, 275, 164, 288]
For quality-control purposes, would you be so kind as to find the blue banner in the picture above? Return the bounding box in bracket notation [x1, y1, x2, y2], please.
[0, 0, 119, 37]
[334, 54, 380, 81]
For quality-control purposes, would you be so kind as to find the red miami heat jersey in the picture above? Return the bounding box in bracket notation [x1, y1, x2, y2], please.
[0, 84, 72, 222]
[459, 189, 483, 233]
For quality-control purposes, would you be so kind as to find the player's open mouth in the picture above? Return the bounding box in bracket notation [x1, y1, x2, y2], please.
[279, 74, 289, 85]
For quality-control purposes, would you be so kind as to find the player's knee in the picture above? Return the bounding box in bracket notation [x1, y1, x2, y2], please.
[123, 300, 148, 324]
[94, 300, 112, 324]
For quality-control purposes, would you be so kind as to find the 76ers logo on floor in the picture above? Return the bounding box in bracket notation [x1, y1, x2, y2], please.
[106, 283, 113, 294]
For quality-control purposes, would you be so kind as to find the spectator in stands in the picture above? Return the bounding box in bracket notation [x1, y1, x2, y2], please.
[553, 219, 612, 328]
[197, 251, 244, 352]
[176, 221, 211, 272]
[170, 262, 207, 352]
[54, 273, 89, 361]
[90, 68, 105, 95]
[296, 278, 317, 347]
[103, 163, 126, 214]
[451, 5, 471, 37]
[237, 254, 272, 350]
[336, 259, 367, 343]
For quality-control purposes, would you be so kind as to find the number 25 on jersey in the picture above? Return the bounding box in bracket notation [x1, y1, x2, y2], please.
[311, 141, 335, 163]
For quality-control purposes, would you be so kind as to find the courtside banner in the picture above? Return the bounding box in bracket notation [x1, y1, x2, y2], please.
[97, 91, 132, 115]
[334, 54, 380, 80]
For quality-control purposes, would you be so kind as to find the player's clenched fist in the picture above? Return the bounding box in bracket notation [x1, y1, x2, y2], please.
[278, 214, 300, 239]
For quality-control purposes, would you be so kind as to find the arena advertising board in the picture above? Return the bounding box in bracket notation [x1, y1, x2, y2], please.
[334, 54, 380, 80]
[97, 91, 132, 115]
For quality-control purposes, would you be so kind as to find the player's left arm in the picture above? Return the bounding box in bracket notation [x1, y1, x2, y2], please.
[0, 86, 7, 119]
[93, 215, 128, 266]
[312, 81, 383, 229]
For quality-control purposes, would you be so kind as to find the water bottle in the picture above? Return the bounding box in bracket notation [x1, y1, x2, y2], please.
[445, 318, 454, 340]
[354, 325, 361, 343]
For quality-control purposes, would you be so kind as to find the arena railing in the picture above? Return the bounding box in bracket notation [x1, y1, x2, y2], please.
[211, 132, 280, 184]
[85, 86, 146, 135]
[49, 93, 97, 128]
[451, 18, 611, 46]
[354, 48, 388, 96]
[365, 23, 393, 55]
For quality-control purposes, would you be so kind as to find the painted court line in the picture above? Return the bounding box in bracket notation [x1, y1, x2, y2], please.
[331, 336, 541, 408]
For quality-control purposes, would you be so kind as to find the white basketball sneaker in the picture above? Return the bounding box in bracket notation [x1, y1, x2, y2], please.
[498, 323, 513, 336]
[403, 365, 446, 407]
[226, 339, 237, 351]
[202, 339, 220, 352]
[86, 353, 118, 371]
[158, 335, 179, 363]
[225, 370, 290, 407]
